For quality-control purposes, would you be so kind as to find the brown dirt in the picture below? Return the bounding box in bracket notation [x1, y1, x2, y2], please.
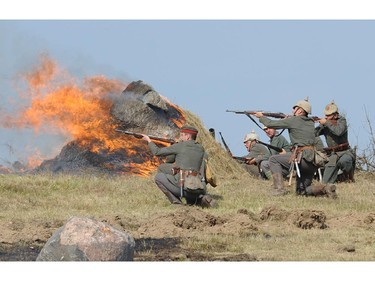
[1, 206, 374, 261]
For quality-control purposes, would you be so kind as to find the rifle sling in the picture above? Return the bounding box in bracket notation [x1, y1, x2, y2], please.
[245, 114, 264, 130]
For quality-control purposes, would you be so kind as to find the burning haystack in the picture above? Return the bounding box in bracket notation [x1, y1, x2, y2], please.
[35, 80, 186, 176]
[1, 55, 244, 179]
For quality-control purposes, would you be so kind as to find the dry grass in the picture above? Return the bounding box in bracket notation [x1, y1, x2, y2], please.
[1, 111, 374, 262]
[1, 170, 374, 261]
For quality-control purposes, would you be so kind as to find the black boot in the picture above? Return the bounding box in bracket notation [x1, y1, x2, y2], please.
[296, 178, 306, 195]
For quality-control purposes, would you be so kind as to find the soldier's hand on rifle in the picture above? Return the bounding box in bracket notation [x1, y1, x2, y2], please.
[253, 112, 263, 118]
[318, 118, 327, 125]
[141, 134, 151, 143]
[280, 148, 286, 155]
[245, 158, 256, 165]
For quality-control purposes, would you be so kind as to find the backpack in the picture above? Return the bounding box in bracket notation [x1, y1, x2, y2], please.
[204, 159, 218, 187]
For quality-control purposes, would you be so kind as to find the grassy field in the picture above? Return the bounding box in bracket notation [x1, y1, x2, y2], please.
[1, 170, 374, 262]
[1, 110, 374, 263]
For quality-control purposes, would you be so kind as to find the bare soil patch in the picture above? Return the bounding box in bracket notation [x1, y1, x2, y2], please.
[3, 205, 373, 261]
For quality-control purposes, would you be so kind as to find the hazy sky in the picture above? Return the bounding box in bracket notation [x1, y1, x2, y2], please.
[1, 1, 374, 278]
[1, 3, 375, 167]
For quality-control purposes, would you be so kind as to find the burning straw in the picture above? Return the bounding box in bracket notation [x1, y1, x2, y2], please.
[0, 54, 246, 180]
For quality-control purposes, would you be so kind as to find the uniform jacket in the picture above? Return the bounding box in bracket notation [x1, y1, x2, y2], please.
[259, 115, 316, 161]
[315, 116, 355, 163]
[243, 143, 268, 165]
[264, 134, 291, 160]
[148, 140, 205, 185]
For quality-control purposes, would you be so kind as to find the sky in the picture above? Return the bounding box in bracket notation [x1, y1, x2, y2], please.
[1, 1, 375, 168]
[1, 0, 374, 277]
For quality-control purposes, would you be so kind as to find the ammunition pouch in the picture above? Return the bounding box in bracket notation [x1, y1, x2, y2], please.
[171, 167, 180, 175]
[177, 169, 205, 193]
[289, 146, 314, 164]
[313, 149, 329, 168]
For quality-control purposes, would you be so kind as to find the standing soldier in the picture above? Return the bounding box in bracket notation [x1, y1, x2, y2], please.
[251, 98, 336, 198]
[141, 125, 216, 207]
[240, 130, 268, 178]
[315, 101, 355, 184]
[260, 126, 291, 180]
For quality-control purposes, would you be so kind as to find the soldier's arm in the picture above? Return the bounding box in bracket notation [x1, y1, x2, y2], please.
[324, 118, 348, 137]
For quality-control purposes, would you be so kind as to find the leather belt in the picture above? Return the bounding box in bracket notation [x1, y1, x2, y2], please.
[172, 167, 199, 176]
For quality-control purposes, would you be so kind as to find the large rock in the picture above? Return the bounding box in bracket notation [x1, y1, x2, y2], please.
[36, 216, 135, 261]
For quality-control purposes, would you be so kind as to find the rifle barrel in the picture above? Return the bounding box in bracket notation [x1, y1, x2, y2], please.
[115, 129, 176, 144]
[227, 110, 287, 119]
[219, 132, 234, 157]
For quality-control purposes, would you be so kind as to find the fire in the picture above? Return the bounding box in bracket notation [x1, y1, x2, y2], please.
[1, 55, 184, 177]
[160, 95, 186, 128]
[26, 147, 44, 168]
[121, 162, 156, 177]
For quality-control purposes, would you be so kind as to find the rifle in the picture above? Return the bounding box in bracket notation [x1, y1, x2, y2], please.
[219, 132, 234, 157]
[219, 132, 253, 163]
[226, 110, 287, 119]
[226, 110, 321, 121]
[255, 140, 283, 153]
[115, 129, 176, 144]
[232, 156, 254, 163]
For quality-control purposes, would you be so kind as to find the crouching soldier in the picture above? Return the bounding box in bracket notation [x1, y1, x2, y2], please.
[141, 125, 216, 207]
[315, 101, 356, 184]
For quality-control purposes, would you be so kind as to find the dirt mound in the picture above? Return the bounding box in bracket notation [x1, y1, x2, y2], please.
[137, 207, 261, 238]
[2, 207, 374, 261]
[290, 210, 327, 229]
[260, 205, 327, 229]
[0, 220, 62, 245]
[327, 212, 375, 229]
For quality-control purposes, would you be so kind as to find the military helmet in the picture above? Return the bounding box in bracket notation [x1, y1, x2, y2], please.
[244, 130, 259, 143]
[324, 101, 339, 115]
[293, 97, 311, 114]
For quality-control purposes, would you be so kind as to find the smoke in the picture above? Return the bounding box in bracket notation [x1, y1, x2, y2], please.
[0, 53, 128, 170]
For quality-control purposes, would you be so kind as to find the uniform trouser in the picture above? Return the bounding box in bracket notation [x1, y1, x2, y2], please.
[323, 153, 354, 184]
[260, 160, 271, 179]
[269, 153, 317, 195]
[241, 163, 261, 178]
[261, 160, 289, 180]
[154, 173, 204, 205]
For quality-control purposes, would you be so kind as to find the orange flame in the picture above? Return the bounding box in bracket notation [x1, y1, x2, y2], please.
[160, 95, 186, 127]
[2, 55, 184, 176]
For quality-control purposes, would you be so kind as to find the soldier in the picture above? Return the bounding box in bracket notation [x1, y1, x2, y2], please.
[260, 126, 291, 180]
[315, 101, 355, 184]
[141, 125, 216, 207]
[251, 98, 336, 198]
[240, 130, 268, 178]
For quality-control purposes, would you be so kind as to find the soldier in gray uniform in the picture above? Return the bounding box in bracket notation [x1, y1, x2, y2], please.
[315, 101, 355, 184]
[240, 130, 268, 178]
[251, 98, 336, 198]
[260, 126, 291, 180]
[141, 125, 215, 207]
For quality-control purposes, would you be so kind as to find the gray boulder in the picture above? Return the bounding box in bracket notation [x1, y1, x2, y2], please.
[37, 216, 135, 261]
